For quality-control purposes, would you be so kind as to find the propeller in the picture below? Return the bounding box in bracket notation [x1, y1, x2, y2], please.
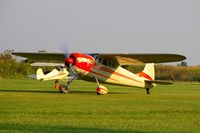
[59, 42, 77, 82]
[58, 41, 70, 56]
[59, 42, 73, 67]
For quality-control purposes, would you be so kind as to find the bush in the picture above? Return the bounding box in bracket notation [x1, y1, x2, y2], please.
[0, 50, 36, 78]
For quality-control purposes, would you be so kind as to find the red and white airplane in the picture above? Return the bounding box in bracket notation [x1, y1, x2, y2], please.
[12, 52, 186, 94]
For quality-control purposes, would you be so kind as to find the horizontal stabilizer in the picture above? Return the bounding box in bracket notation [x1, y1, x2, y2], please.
[145, 80, 173, 85]
[28, 74, 36, 79]
[31, 62, 64, 67]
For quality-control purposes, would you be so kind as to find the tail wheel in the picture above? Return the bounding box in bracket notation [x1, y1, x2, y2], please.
[146, 88, 150, 94]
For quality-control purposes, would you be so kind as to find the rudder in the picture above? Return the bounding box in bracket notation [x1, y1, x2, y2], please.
[138, 63, 155, 80]
[36, 68, 44, 80]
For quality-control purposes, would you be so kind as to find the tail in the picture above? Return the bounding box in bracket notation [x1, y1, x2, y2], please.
[138, 63, 173, 94]
[36, 68, 45, 80]
[138, 63, 155, 81]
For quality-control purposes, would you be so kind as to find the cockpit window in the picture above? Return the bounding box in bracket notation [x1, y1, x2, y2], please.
[98, 58, 102, 64]
[97, 57, 116, 68]
[102, 59, 107, 66]
[89, 54, 98, 59]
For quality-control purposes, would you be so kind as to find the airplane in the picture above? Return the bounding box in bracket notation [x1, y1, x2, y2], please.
[12, 52, 186, 94]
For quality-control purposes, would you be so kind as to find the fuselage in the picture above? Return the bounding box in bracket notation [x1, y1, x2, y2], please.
[76, 65, 146, 88]
[69, 53, 148, 89]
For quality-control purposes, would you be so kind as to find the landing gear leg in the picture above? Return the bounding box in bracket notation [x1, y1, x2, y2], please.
[146, 88, 150, 95]
[64, 65, 77, 91]
[94, 77, 108, 95]
[95, 77, 100, 95]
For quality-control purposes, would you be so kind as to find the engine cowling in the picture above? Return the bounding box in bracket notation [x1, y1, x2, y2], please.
[65, 53, 95, 73]
[97, 85, 108, 95]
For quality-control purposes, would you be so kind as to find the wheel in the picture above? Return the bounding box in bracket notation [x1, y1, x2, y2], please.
[59, 84, 70, 93]
[146, 88, 150, 94]
[64, 87, 70, 93]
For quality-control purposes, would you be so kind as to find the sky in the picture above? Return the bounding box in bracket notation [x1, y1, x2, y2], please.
[0, 0, 199, 65]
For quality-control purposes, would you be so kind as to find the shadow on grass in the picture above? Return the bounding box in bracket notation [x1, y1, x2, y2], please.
[0, 89, 131, 95]
[0, 123, 158, 133]
[71, 90, 131, 95]
[0, 89, 57, 94]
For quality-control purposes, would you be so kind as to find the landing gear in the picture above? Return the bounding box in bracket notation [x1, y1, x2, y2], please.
[54, 65, 77, 94]
[54, 80, 70, 93]
[64, 64, 77, 89]
[95, 77, 108, 95]
[146, 88, 150, 95]
[59, 84, 70, 93]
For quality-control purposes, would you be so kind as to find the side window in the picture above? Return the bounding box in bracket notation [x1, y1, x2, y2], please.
[98, 58, 102, 64]
[109, 60, 114, 68]
[102, 59, 107, 66]
[97, 57, 117, 68]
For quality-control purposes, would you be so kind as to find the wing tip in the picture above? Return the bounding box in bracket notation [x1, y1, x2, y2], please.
[175, 54, 187, 60]
[173, 54, 187, 62]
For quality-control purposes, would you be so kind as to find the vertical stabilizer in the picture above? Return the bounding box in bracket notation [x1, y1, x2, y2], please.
[36, 68, 44, 80]
[138, 63, 155, 80]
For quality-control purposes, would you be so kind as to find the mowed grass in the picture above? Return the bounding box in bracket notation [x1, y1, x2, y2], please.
[0, 79, 200, 133]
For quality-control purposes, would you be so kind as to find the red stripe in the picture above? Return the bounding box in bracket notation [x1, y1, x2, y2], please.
[90, 70, 117, 81]
[97, 87, 108, 92]
[138, 72, 153, 80]
[93, 66, 142, 83]
[74, 66, 117, 81]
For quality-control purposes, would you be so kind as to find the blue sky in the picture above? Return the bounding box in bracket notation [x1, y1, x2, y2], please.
[0, 0, 199, 65]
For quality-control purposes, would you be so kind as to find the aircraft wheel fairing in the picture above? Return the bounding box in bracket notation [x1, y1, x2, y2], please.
[96, 85, 108, 95]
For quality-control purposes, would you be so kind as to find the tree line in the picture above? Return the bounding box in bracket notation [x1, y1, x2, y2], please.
[123, 65, 200, 82]
[0, 50, 200, 81]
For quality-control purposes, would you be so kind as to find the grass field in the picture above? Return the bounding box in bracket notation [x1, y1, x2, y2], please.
[0, 79, 200, 133]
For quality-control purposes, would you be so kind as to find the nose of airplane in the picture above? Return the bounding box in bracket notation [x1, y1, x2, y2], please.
[65, 57, 74, 67]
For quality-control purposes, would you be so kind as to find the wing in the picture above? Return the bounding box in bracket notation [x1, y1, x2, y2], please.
[31, 62, 64, 67]
[98, 53, 186, 66]
[12, 52, 65, 62]
[12, 52, 186, 66]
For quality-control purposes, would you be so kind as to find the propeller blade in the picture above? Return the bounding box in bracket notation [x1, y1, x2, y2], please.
[59, 42, 70, 58]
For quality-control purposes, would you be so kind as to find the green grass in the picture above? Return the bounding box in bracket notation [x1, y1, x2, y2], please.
[0, 79, 200, 133]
